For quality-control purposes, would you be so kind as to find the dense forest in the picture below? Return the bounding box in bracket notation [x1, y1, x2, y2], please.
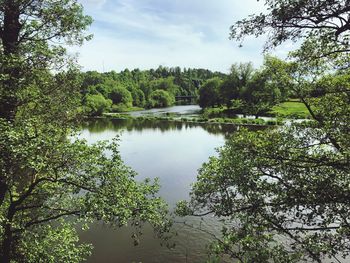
[81, 66, 225, 115]
[81, 56, 294, 118]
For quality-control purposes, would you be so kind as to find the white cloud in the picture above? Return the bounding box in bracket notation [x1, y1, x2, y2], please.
[74, 31, 265, 73]
[79, 0, 106, 9]
[72, 0, 294, 73]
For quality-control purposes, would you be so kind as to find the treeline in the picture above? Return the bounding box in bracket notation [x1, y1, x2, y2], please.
[81, 57, 299, 118]
[80, 66, 225, 115]
[198, 56, 292, 118]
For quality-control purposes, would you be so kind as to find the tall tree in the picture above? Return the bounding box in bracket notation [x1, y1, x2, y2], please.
[219, 62, 254, 107]
[178, 1, 350, 262]
[230, 0, 350, 59]
[198, 77, 222, 108]
[0, 1, 169, 262]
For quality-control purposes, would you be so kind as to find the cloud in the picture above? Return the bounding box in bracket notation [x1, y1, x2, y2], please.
[79, 0, 106, 8]
[73, 0, 292, 73]
[74, 31, 265, 73]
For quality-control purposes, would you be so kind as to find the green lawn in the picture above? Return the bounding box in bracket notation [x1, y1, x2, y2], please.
[270, 100, 310, 119]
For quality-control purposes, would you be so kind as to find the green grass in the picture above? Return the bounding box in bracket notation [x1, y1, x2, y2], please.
[270, 101, 310, 119]
[202, 101, 310, 120]
[110, 105, 144, 113]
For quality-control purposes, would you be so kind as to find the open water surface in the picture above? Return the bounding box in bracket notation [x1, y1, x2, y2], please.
[79, 106, 263, 262]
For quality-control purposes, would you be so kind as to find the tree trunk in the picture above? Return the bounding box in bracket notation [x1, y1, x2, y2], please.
[0, 181, 7, 207]
[0, 0, 22, 195]
[0, 0, 21, 121]
[0, 3, 21, 261]
[2, 1, 21, 56]
[1, 224, 13, 263]
[1, 205, 16, 263]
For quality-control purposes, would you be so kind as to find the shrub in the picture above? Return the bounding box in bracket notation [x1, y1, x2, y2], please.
[148, 90, 175, 108]
[108, 85, 133, 107]
[84, 94, 112, 116]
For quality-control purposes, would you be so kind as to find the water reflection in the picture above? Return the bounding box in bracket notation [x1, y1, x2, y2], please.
[79, 118, 258, 263]
[83, 118, 252, 138]
[127, 105, 201, 117]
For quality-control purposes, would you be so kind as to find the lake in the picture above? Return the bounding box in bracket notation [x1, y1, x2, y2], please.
[79, 106, 259, 263]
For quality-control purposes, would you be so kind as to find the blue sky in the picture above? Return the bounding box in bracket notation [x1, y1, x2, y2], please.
[74, 0, 292, 73]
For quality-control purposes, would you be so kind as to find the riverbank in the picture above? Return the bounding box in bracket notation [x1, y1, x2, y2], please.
[102, 113, 282, 126]
[99, 102, 310, 127]
[201, 100, 310, 120]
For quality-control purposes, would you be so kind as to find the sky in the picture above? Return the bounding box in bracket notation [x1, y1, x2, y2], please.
[74, 0, 292, 73]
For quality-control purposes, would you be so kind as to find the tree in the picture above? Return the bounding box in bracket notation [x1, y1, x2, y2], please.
[259, 55, 294, 100]
[0, 1, 169, 262]
[149, 77, 180, 96]
[148, 89, 175, 108]
[79, 67, 226, 109]
[178, 0, 350, 262]
[239, 59, 286, 118]
[81, 71, 106, 90]
[230, 0, 350, 61]
[84, 93, 112, 116]
[108, 85, 133, 107]
[178, 68, 350, 263]
[219, 63, 254, 107]
[131, 88, 146, 107]
[198, 78, 222, 108]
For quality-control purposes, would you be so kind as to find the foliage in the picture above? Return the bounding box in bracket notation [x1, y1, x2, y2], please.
[85, 94, 112, 116]
[81, 59, 293, 117]
[81, 71, 105, 90]
[148, 89, 175, 108]
[0, 1, 170, 262]
[178, 0, 350, 262]
[219, 63, 254, 107]
[80, 67, 225, 115]
[108, 85, 133, 107]
[240, 70, 281, 118]
[198, 78, 222, 108]
[178, 74, 350, 261]
[230, 0, 350, 62]
[199, 58, 288, 117]
[260, 55, 294, 99]
[148, 77, 180, 96]
[130, 88, 146, 107]
[183, 97, 349, 261]
[17, 223, 92, 263]
[201, 107, 235, 119]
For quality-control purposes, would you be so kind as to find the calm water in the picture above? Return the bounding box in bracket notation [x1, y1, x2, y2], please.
[78, 113, 250, 263]
[127, 104, 201, 117]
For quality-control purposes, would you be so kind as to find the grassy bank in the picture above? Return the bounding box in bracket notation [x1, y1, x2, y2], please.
[102, 113, 282, 126]
[201, 100, 311, 120]
[99, 100, 310, 126]
[269, 100, 310, 119]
